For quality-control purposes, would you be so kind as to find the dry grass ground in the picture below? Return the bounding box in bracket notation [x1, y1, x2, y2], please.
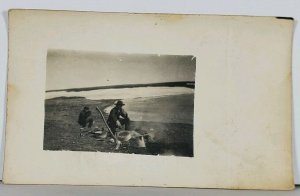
[44, 97, 193, 157]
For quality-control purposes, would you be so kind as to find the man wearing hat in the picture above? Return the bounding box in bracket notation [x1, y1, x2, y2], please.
[107, 100, 130, 135]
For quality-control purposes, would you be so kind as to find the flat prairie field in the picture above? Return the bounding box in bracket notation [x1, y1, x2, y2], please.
[44, 93, 194, 157]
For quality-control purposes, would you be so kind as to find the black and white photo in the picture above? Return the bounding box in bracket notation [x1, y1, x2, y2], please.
[44, 49, 196, 157]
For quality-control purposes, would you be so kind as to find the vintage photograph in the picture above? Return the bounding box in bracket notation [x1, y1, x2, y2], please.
[44, 49, 196, 157]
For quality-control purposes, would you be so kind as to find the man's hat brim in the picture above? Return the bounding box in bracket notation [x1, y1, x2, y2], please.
[115, 100, 125, 106]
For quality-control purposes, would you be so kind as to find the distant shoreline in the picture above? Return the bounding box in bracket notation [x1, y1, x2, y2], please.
[46, 81, 195, 92]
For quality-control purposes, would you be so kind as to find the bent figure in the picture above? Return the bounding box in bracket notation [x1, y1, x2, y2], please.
[107, 100, 130, 135]
[78, 106, 94, 128]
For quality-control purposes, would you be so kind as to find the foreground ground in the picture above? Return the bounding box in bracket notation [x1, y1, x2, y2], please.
[44, 97, 193, 157]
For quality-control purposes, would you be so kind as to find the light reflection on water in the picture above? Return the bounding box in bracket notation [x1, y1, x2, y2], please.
[104, 95, 194, 124]
[46, 86, 193, 100]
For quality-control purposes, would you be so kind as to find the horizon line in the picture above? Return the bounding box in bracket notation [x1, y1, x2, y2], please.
[46, 81, 195, 92]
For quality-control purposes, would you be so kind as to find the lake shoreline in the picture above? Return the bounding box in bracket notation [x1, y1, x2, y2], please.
[45, 86, 194, 100]
[46, 81, 195, 92]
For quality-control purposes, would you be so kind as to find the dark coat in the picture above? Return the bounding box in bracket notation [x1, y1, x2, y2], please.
[78, 110, 92, 126]
[107, 107, 128, 124]
[107, 106, 130, 132]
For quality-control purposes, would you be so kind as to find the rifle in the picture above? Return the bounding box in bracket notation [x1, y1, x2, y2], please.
[96, 106, 121, 149]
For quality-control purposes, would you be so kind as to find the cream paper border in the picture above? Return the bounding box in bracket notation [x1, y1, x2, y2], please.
[3, 10, 294, 190]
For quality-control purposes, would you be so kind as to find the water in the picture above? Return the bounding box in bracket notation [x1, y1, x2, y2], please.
[46, 86, 193, 100]
[104, 95, 194, 124]
[46, 87, 194, 124]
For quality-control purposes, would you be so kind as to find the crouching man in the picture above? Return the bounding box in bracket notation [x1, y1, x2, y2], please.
[107, 100, 130, 135]
[78, 106, 94, 129]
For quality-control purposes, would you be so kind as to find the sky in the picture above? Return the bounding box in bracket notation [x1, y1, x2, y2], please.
[46, 49, 196, 91]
